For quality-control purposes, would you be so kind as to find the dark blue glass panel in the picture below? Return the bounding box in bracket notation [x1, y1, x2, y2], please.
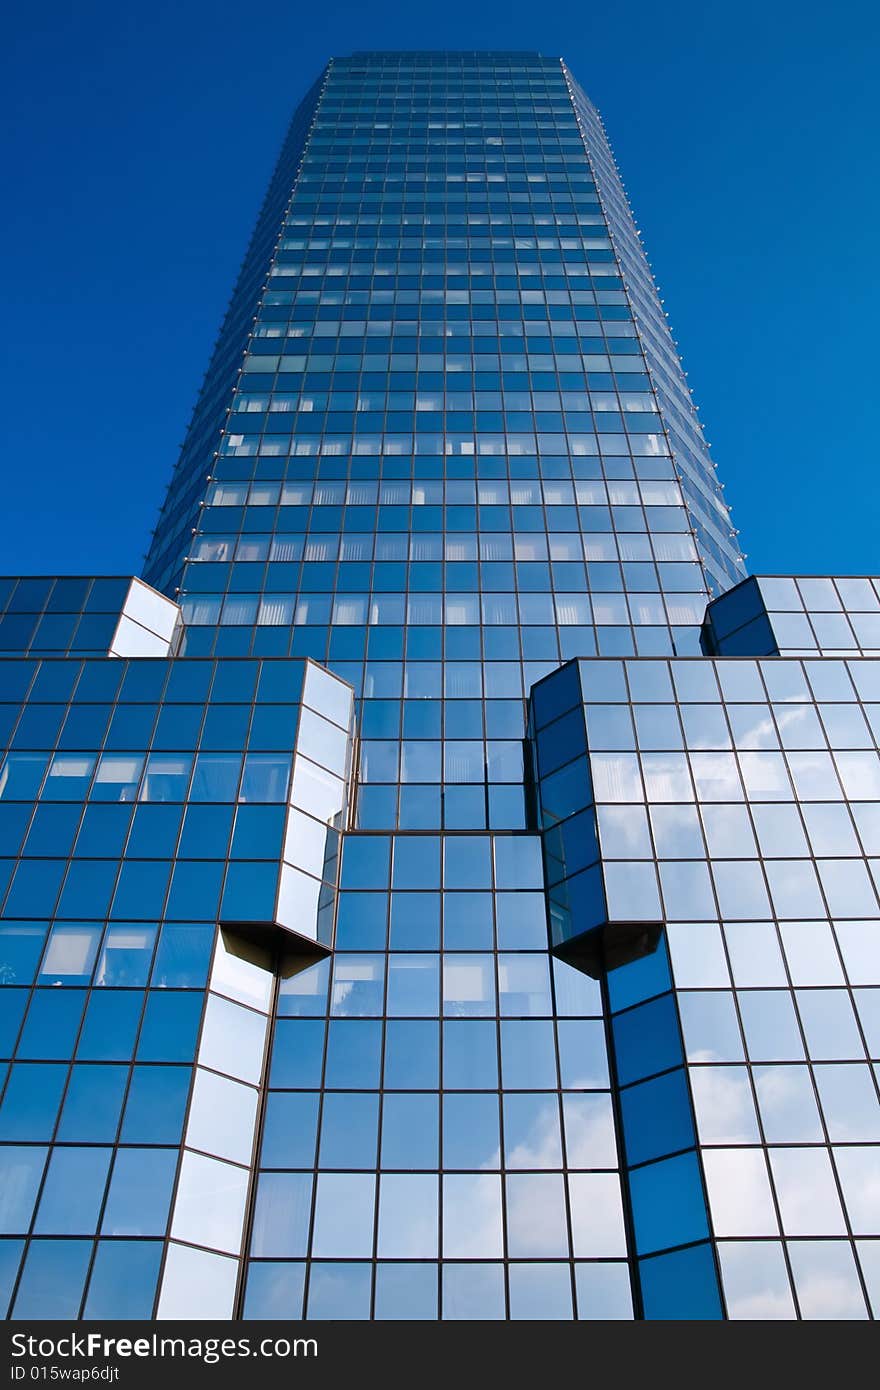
[619, 1068, 696, 1166]
[705, 577, 762, 640]
[638, 1242, 723, 1320]
[531, 661, 581, 729]
[709, 613, 776, 656]
[537, 757, 591, 827]
[629, 1151, 710, 1255]
[542, 808, 599, 886]
[549, 863, 606, 941]
[537, 707, 587, 779]
[612, 993, 682, 1086]
[607, 933, 672, 1013]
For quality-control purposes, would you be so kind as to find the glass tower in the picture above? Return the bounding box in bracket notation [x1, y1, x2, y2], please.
[2, 52, 879, 1323]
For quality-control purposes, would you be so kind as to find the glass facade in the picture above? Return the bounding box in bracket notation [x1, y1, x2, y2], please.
[530, 650, 880, 1319]
[1, 51, 876, 1322]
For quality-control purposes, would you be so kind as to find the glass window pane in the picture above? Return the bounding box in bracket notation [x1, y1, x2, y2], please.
[442, 1175, 503, 1258]
[156, 1242, 238, 1319]
[311, 1174, 375, 1257]
[170, 1151, 250, 1254]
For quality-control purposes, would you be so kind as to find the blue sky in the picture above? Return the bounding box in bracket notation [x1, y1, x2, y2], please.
[3, 0, 878, 578]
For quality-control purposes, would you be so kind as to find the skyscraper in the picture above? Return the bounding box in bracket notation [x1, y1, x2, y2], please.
[1, 52, 878, 1322]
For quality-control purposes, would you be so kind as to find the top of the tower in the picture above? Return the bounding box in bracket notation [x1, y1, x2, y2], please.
[341, 50, 557, 61]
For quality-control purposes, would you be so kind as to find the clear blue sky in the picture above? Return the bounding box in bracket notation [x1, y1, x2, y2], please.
[3, 0, 878, 578]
